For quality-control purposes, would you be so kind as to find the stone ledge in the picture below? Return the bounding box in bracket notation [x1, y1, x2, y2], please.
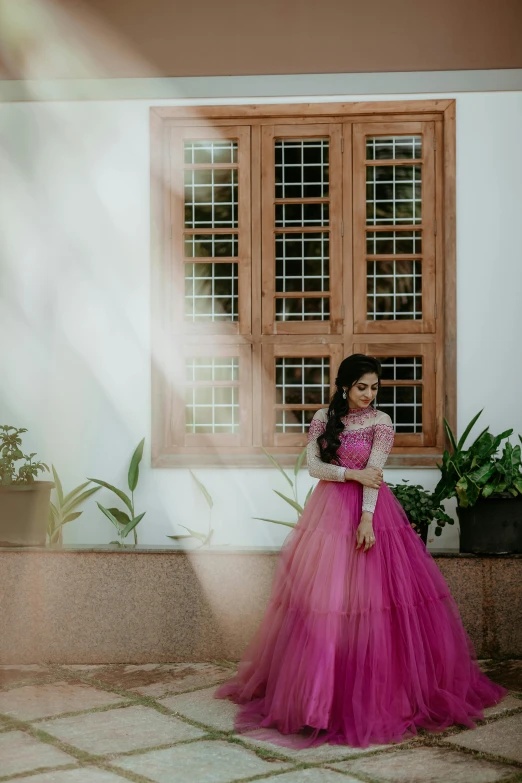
[1, 548, 521, 663]
[1, 544, 521, 558]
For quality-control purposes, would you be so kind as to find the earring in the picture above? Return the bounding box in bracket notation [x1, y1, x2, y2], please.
[342, 390, 347, 400]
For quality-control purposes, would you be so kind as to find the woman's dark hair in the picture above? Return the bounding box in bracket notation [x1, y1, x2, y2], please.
[318, 354, 382, 464]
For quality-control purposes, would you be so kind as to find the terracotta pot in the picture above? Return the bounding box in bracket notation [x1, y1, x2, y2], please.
[0, 482, 54, 547]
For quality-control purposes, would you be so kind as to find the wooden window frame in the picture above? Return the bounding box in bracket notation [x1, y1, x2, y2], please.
[150, 100, 456, 468]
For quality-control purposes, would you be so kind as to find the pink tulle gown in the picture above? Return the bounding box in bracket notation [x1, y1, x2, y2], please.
[215, 406, 507, 748]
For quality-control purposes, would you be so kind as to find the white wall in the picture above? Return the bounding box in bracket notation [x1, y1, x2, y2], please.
[0, 90, 521, 552]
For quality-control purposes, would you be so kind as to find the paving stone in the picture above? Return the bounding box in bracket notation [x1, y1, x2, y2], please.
[480, 660, 522, 693]
[0, 681, 126, 721]
[330, 746, 519, 783]
[0, 730, 76, 777]
[38, 704, 205, 755]
[255, 770, 362, 783]
[239, 728, 394, 763]
[161, 686, 238, 731]
[85, 662, 232, 698]
[12, 770, 130, 783]
[483, 695, 522, 717]
[0, 664, 50, 687]
[111, 739, 290, 783]
[446, 712, 522, 763]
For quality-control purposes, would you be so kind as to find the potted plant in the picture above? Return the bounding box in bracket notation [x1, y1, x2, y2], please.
[47, 466, 100, 547]
[88, 438, 147, 547]
[433, 411, 522, 554]
[0, 425, 53, 546]
[388, 480, 453, 544]
[252, 448, 313, 529]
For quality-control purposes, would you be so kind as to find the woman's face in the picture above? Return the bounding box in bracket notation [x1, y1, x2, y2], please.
[346, 372, 379, 409]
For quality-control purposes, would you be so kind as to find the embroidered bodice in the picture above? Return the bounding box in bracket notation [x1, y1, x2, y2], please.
[307, 407, 395, 513]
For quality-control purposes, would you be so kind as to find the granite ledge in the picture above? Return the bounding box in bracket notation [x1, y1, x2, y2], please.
[0, 544, 521, 558]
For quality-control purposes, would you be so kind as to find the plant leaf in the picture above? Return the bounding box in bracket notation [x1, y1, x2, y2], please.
[178, 523, 208, 542]
[88, 479, 133, 514]
[51, 465, 64, 507]
[443, 418, 458, 452]
[123, 511, 146, 538]
[294, 448, 307, 476]
[273, 490, 303, 515]
[107, 507, 131, 527]
[468, 463, 495, 485]
[513, 478, 522, 494]
[62, 511, 82, 524]
[167, 534, 193, 540]
[128, 438, 145, 493]
[62, 486, 101, 517]
[62, 481, 92, 508]
[261, 448, 293, 489]
[96, 502, 123, 531]
[189, 469, 213, 509]
[456, 409, 483, 451]
[252, 516, 297, 528]
[304, 485, 314, 507]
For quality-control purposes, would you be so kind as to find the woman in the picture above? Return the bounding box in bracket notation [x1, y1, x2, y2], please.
[215, 354, 507, 748]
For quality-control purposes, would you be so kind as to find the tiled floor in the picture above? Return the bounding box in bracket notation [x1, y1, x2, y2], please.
[0, 660, 521, 783]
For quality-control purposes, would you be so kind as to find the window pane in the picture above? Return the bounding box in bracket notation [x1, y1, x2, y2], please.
[366, 260, 422, 320]
[378, 384, 423, 433]
[184, 168, 238, 229]
[275, 297, 330, 321]
[380, 356, 423, 381]
[184, 140, 238, 165]
[366, 136, 422, 161]
[275, 203, 329, 227]
[275, 357, 330, 433]
[184, 234, 238, 258]
[184, 263, 238, 321]
[275, 357, 330, 406]
[276, 409, 316, 433]
[186, 357, 239, 382]
[275, 139, 329, 199]
[366, 165, 422, 225]
[275, 233, 329, 293]
[366, 230, 422, 255]
[185, 357, 239, 434]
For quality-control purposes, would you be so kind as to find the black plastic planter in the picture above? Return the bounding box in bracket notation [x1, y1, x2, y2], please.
[457, 495, 522, 554]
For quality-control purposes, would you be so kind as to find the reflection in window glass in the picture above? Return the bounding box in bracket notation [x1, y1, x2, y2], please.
[184, 263, 238, 322]
[275, 139, 329, 199]
[275, 233, 329, 293]
[185, 357, 239, 434]
[275, 357, 330, 433]
[367, 260, 422, 320]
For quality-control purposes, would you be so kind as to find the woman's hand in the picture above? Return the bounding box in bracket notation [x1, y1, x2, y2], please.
[356, 514, 376, 552]
[352, 466, 383, 489]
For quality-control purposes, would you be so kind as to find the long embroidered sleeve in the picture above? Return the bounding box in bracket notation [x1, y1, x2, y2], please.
[362, 413, 395, 513]
[307, 410, 347, 483]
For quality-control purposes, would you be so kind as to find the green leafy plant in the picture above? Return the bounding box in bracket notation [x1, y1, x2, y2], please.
[47, 466, 100, 546]
[389, 479, 454, 538]
[0, 426, 49, 485]
[88, 438, 146, 547]
[433, 410, 521, 508]
[253, 447, 313, 529]
[167, 469, 214, 547]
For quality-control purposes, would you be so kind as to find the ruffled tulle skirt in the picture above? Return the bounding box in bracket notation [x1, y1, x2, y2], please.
[215, 480, 507, 748]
